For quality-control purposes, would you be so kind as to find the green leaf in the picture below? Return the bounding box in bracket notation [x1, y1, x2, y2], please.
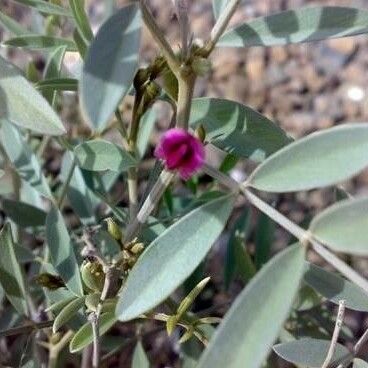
[212, 0, 228, 19]
[304, 262, 368, 312]
[53, 296, 85, 333]
[46, 206, 84, 296]
[2, 198, 47, 227]
[255, 212, 275, 268]
[219, 6, 368, 48]
[224, 208, 251, 289]
[137, 109, 156, 159]
[132, 342, 150, 368]
[42, 46, 67, 106]
[190, 98, 291, 162]
[10, 0, 71, 17]
[248, 124, 368, 192]
[81, 4, 141, 130]
[354, 359, 368, 368]
[0, 224, 29, 316]
[197, 244, 305, 368]
[60, 152, 97, 225]
[234, 238, 256, 284]
[116, 195, 234, 321]
[3, 35, 77, 51]
[74, 139, 137, 172]
[69, 0, 93, 43]
[69, 312, 116, 353]
[0, 56, 66, 135]
[0, 11, 31, 36]
[273, 338, 351, 368]
[309, 197, 368, 255]
[1, 122, 52, 198]
[36, 78, 78, 92]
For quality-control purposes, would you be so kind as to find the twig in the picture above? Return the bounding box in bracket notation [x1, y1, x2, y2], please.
[354, 326, 368, 355]
[172, 0, 190, 58]
[0, 320, 54, 338]
[124, 170, 175, 242]
[139, 0, 180, 72]
[206, 0, 241, 54]
[89, 313, 100, 368]
[321, 300, 345, 368]
[201, 163, 368, 295]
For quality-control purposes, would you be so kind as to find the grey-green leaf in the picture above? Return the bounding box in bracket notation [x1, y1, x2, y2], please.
[1, 121, 52, 198]
[198, 244, 305, 368]
[132, 342, 150, 368]
[0, 224, 29, 316]
[46, 206, 84, 296]
[219, 6, 368, 48]
[42, 46, 67, 106]
[2, 198, 47, 227]
[190, 98, 291, 162]
[248, 124, 368, 192]
[10, 0, 71, 17]
[304, 263, 368, 311]
[310, 197, 368, 255]
[0, 56, 66, 135]
[36, 78, 78, 92]
[69, 312, 116, 353]
[53, 296, 85, 333]
[68, 0, 93, 43]
[3, 35, 77, 51]
[60, 152, 97, 225]
[116, 195, 234, 321]
[80, 4, 141, 130]
[354, 359, 368, 368]
[212, 0, 228, 19]
[0, 11, 31, 36]
[273, 338, 351, 368]
[74, 139, 137, 172]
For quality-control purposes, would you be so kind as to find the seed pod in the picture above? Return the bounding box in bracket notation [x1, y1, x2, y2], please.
[81, 261, 105, 292]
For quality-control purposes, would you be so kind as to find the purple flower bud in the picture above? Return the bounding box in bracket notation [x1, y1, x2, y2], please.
[154, 128, 205, 180]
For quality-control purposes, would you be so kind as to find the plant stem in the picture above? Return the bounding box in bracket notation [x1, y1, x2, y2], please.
[139, 0, 180, 73]
[202, 163, 368, 295]
[176, 74, 196, 129]
[321, 300, 345, 368]
[57, 155, 77, 208]
[124, 170, 175, 242]
[89, 313, 100, 368]
[206, 0, 241, 54]
[48, 330, 74, 368]
[172, 0, 190, 58]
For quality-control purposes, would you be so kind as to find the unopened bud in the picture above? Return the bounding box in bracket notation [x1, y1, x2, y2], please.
[104, 218, 122, 241]
[195, 124, 206, 143]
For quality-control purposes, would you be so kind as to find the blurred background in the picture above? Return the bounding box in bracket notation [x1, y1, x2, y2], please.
[2, 0, 368, 366]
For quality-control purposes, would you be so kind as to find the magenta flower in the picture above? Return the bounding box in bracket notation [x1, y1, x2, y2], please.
[154, 128, 205, 180]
